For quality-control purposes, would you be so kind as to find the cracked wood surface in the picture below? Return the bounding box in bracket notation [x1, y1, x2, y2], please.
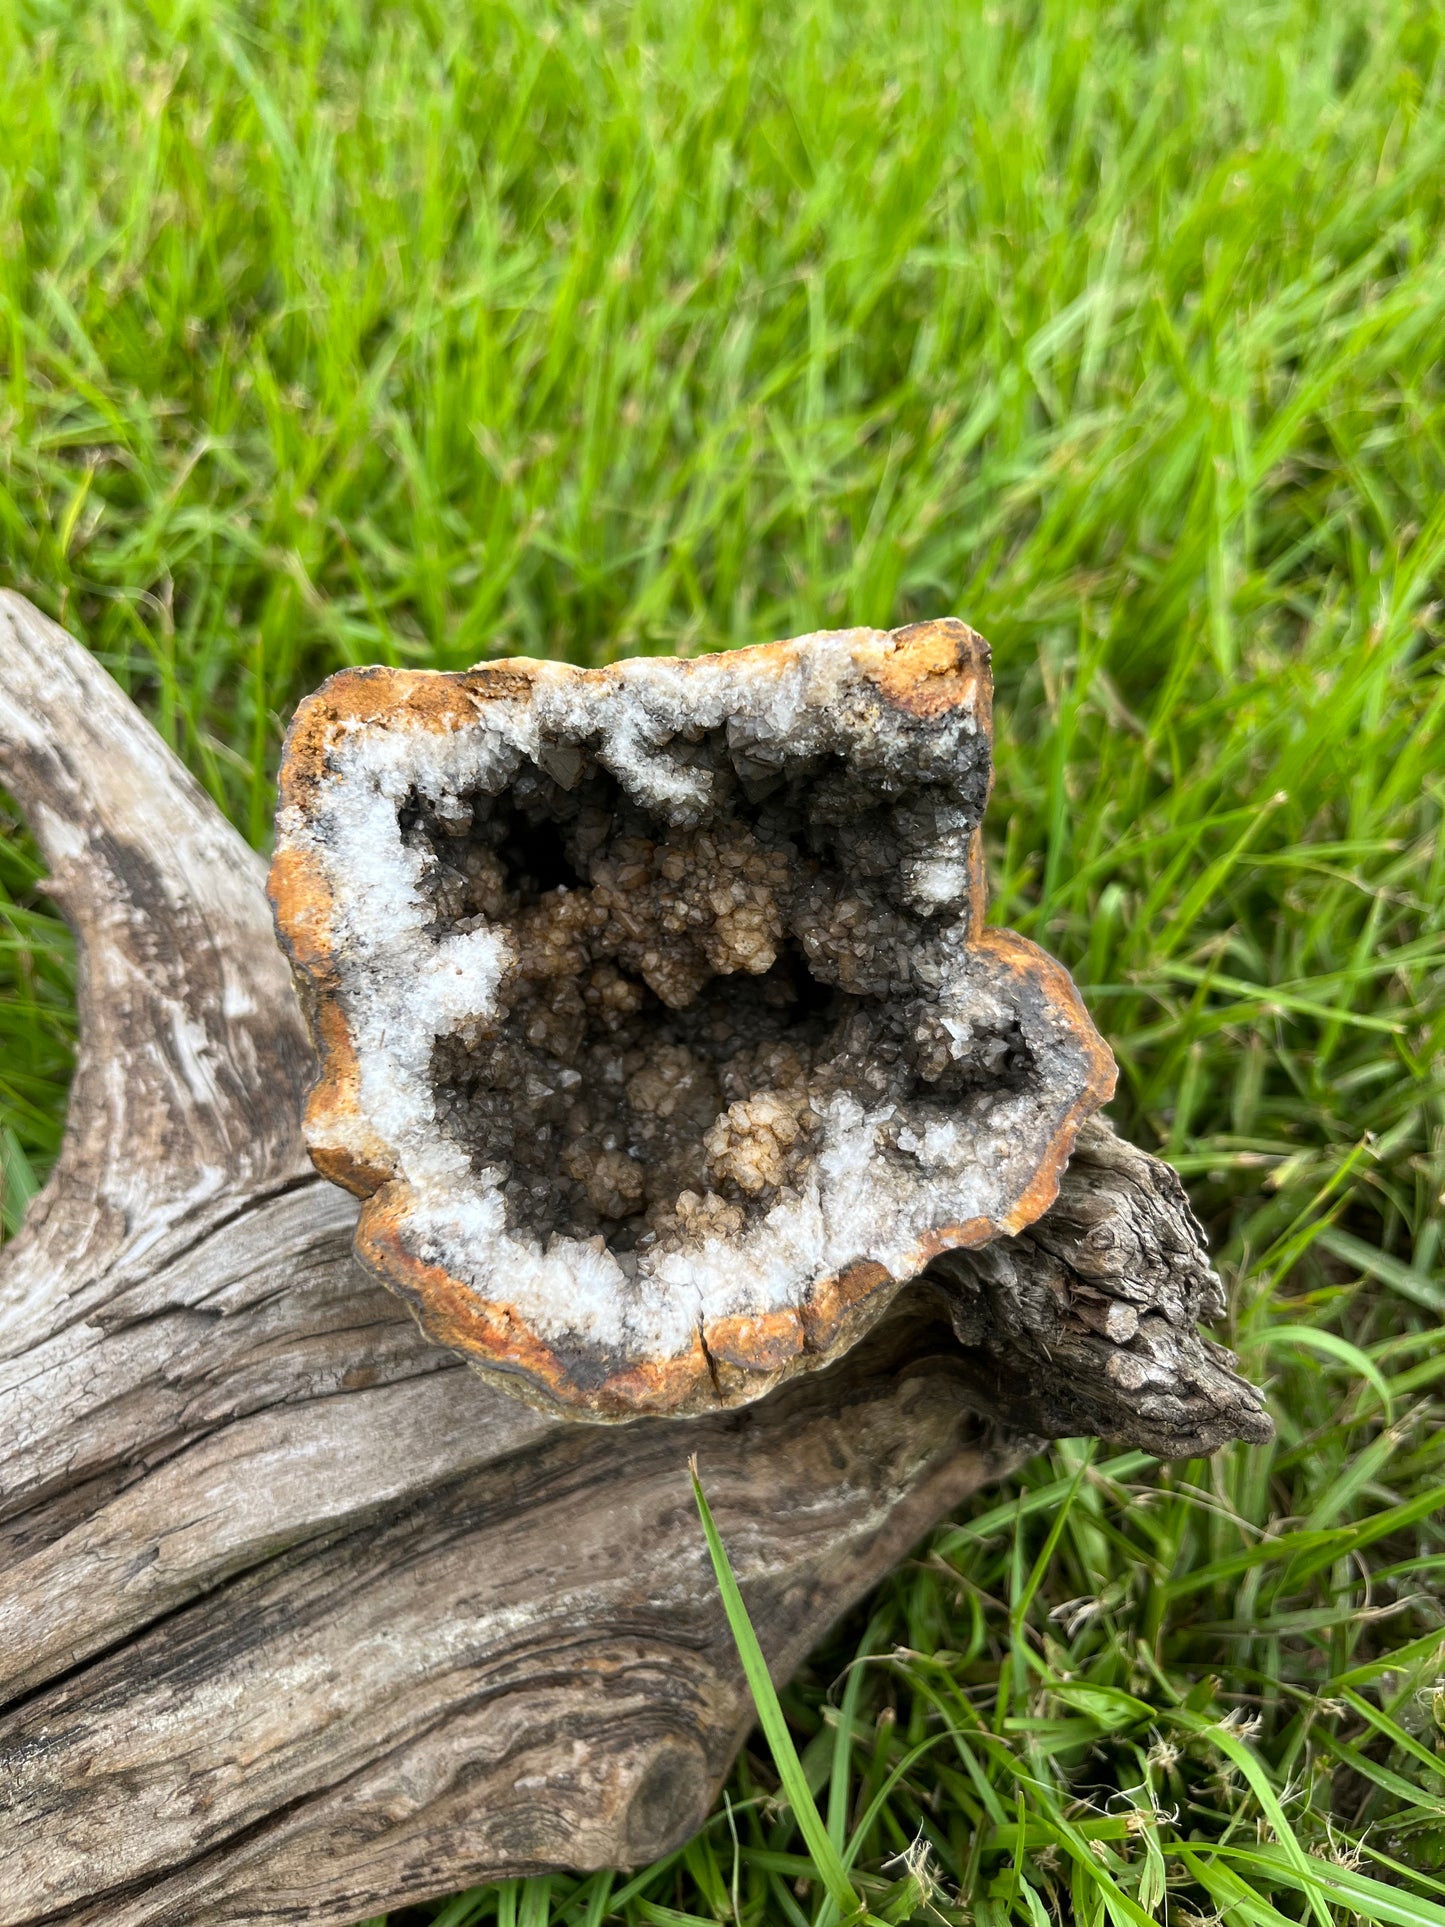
[0, 592, 1269, 1926]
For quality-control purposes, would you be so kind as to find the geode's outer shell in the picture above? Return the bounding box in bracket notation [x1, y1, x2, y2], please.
[269, 621, 1117, 1418]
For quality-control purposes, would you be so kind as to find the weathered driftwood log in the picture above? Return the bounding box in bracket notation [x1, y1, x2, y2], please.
[0, 592, 1270, 1927]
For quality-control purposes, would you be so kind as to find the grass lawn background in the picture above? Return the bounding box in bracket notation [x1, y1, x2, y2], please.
[2, 1, 1444, 1922]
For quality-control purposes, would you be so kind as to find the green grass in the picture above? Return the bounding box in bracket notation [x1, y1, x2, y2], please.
[3, 0, 1445, 1920]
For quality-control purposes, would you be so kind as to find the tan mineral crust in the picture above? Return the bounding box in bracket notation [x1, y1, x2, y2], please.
[268, 619, 1118, 1417]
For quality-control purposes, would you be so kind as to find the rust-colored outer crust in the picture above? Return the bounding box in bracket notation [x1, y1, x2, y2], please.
[269, 621, 1117, 1420]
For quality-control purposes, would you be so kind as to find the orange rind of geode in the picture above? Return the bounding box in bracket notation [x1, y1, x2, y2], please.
[268, 619, 1117, 1420]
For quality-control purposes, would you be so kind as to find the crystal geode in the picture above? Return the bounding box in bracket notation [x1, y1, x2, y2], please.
[268, 620, 1117, 1417]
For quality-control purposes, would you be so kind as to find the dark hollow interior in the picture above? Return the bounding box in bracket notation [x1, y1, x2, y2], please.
[402, 727, 1033, 1258]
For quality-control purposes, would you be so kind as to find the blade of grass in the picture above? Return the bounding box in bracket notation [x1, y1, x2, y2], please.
[690, 1456, 864, 1922]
